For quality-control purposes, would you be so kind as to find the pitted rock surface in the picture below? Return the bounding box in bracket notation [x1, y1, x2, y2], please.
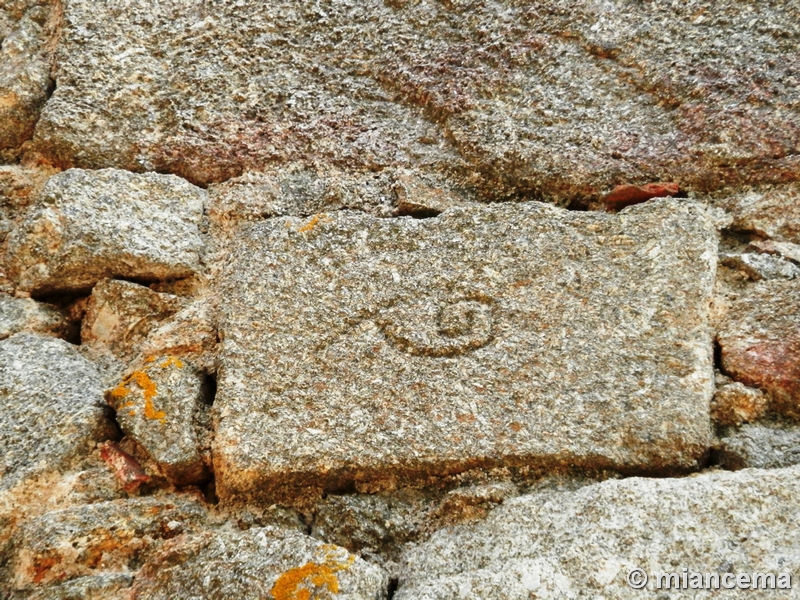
[396, 466, 800, 599]
[718, 280, 800, 420]
[6, 168, 206, 294]
[0, 0, 58, 159]
[107, 355, 210, 486]
[0, 295, 70, 340]
[0, 333, 114, 491]
[130, 527, 388, 600]
[28, 0, 799, 199]
[214, 200, 717, 503]
[81, 279, 185, 362]
[9, 494, 208, 590]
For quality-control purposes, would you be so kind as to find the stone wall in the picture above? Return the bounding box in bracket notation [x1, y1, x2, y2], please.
[1, 1, 799, 597]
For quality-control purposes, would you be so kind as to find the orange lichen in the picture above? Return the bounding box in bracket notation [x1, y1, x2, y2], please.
[145, 355, 157, 363]
[160, 356, 184, 369]
[144, 396, 166, 421]
[109, 384, 130, 399]
[270, 563, 339, 600]
[297, 214, 329, 233]
[270, 547, 355, 600]
[112, 370, 165, 422]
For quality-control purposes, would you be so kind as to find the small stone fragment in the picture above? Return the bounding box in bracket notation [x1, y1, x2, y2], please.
[9, 494, 208, 590]
[312, 491, 434, 561]
[130, 527, 388, 600]
[215, 200, 717, 503]
[0, 333, 114, 491]
[719, 184, 800, 244]
[107, 355, 209, 486]
[396, 466, 800, 599]
[81, 279, 185, 362]
[138, 298, 217, 372]
[717, 424, 800, 470]
[5, 169, 206, 294]
[748, 239, 800, 265]
[0, 295, 71, 340]
[718, 280, 800, 420]
[710, 379, 769, 427]
[99, 441, 150, 494]
[719, 252, 800, 281]
[601, 182, 680, 210]
[394, 169, 476, 216]
[431, 482, 518, 526]
[208, 165, 397, 227]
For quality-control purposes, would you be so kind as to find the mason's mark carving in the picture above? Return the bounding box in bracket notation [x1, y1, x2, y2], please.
[377, 298, 494, 357]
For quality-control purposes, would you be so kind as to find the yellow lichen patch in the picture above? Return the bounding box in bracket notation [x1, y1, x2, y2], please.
[271, 563, 339, 600]
[143, 396, 166, 421]
[145, 355, 157, 363]
[297, 214, 330, 233]
[112, 370, 166, 422]
[160, 356, 184, 369]
[270, 547, 355, 600]
[109, 384, 130, 399]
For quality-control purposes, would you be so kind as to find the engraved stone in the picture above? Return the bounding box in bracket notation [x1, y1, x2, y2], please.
[214, 200, 717, 503]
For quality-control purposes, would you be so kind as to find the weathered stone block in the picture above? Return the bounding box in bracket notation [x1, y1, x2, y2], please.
[0, 333, 115, 491]
[6, 169, 206, 294]
[81, 279, 184, 362]
[395, 466, 800, 599]
[214, 200, 717, 503]
[0, 295, 71, 340]
[10, 494, 208, 589]
[107, 355, 210, 486]
[717, 424, 800, 470]
[131, 527, 388, 600]
[0, 0, 57, 158]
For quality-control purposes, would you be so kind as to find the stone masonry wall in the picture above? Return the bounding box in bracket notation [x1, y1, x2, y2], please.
[1, 0, 799, 598]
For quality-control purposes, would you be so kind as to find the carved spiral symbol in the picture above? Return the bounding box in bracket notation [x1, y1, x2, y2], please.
[378, 298, 493, 357]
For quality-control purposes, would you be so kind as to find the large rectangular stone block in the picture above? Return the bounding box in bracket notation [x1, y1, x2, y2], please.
[214, 200, 717, 502]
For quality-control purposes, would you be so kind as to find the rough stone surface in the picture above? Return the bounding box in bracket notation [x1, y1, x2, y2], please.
[0, 166, 53, 293]
[0, 294, 71, 340]
[396, 466, 800, 599]
[0, 333, 114, 491]
[394, 169, 477, 217]
[8, 494, 208, 590]
[107, 355, 210, 486]
[717, 424, 800, 470]
[23, 573, 134, 600]
[312, 490, 435, 561]
[214, 200, 717, 503]
[81, 279, 185, 362]
[5, 168, 206, 294]
[30, 1, 799, 199]
[749, 239, 800, 265]
[130, 526, 388, 600]
[718, 184, 800, 244]
[137, 298, 218, 373]
[710, 377, 769, 427]
[0, 0, 57, 159]
[718, 280, 800, 420]
[720, 252, 800, 281]
[208, 165, 398, 226]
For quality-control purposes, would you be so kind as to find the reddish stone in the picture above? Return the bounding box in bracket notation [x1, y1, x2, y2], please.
[602, 182, 680, 209]
[99, 441, 150, 493]
[718, 281, 800, 420]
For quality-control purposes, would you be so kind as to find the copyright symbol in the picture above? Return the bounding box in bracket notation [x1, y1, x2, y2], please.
[627, 568, 648, 589]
